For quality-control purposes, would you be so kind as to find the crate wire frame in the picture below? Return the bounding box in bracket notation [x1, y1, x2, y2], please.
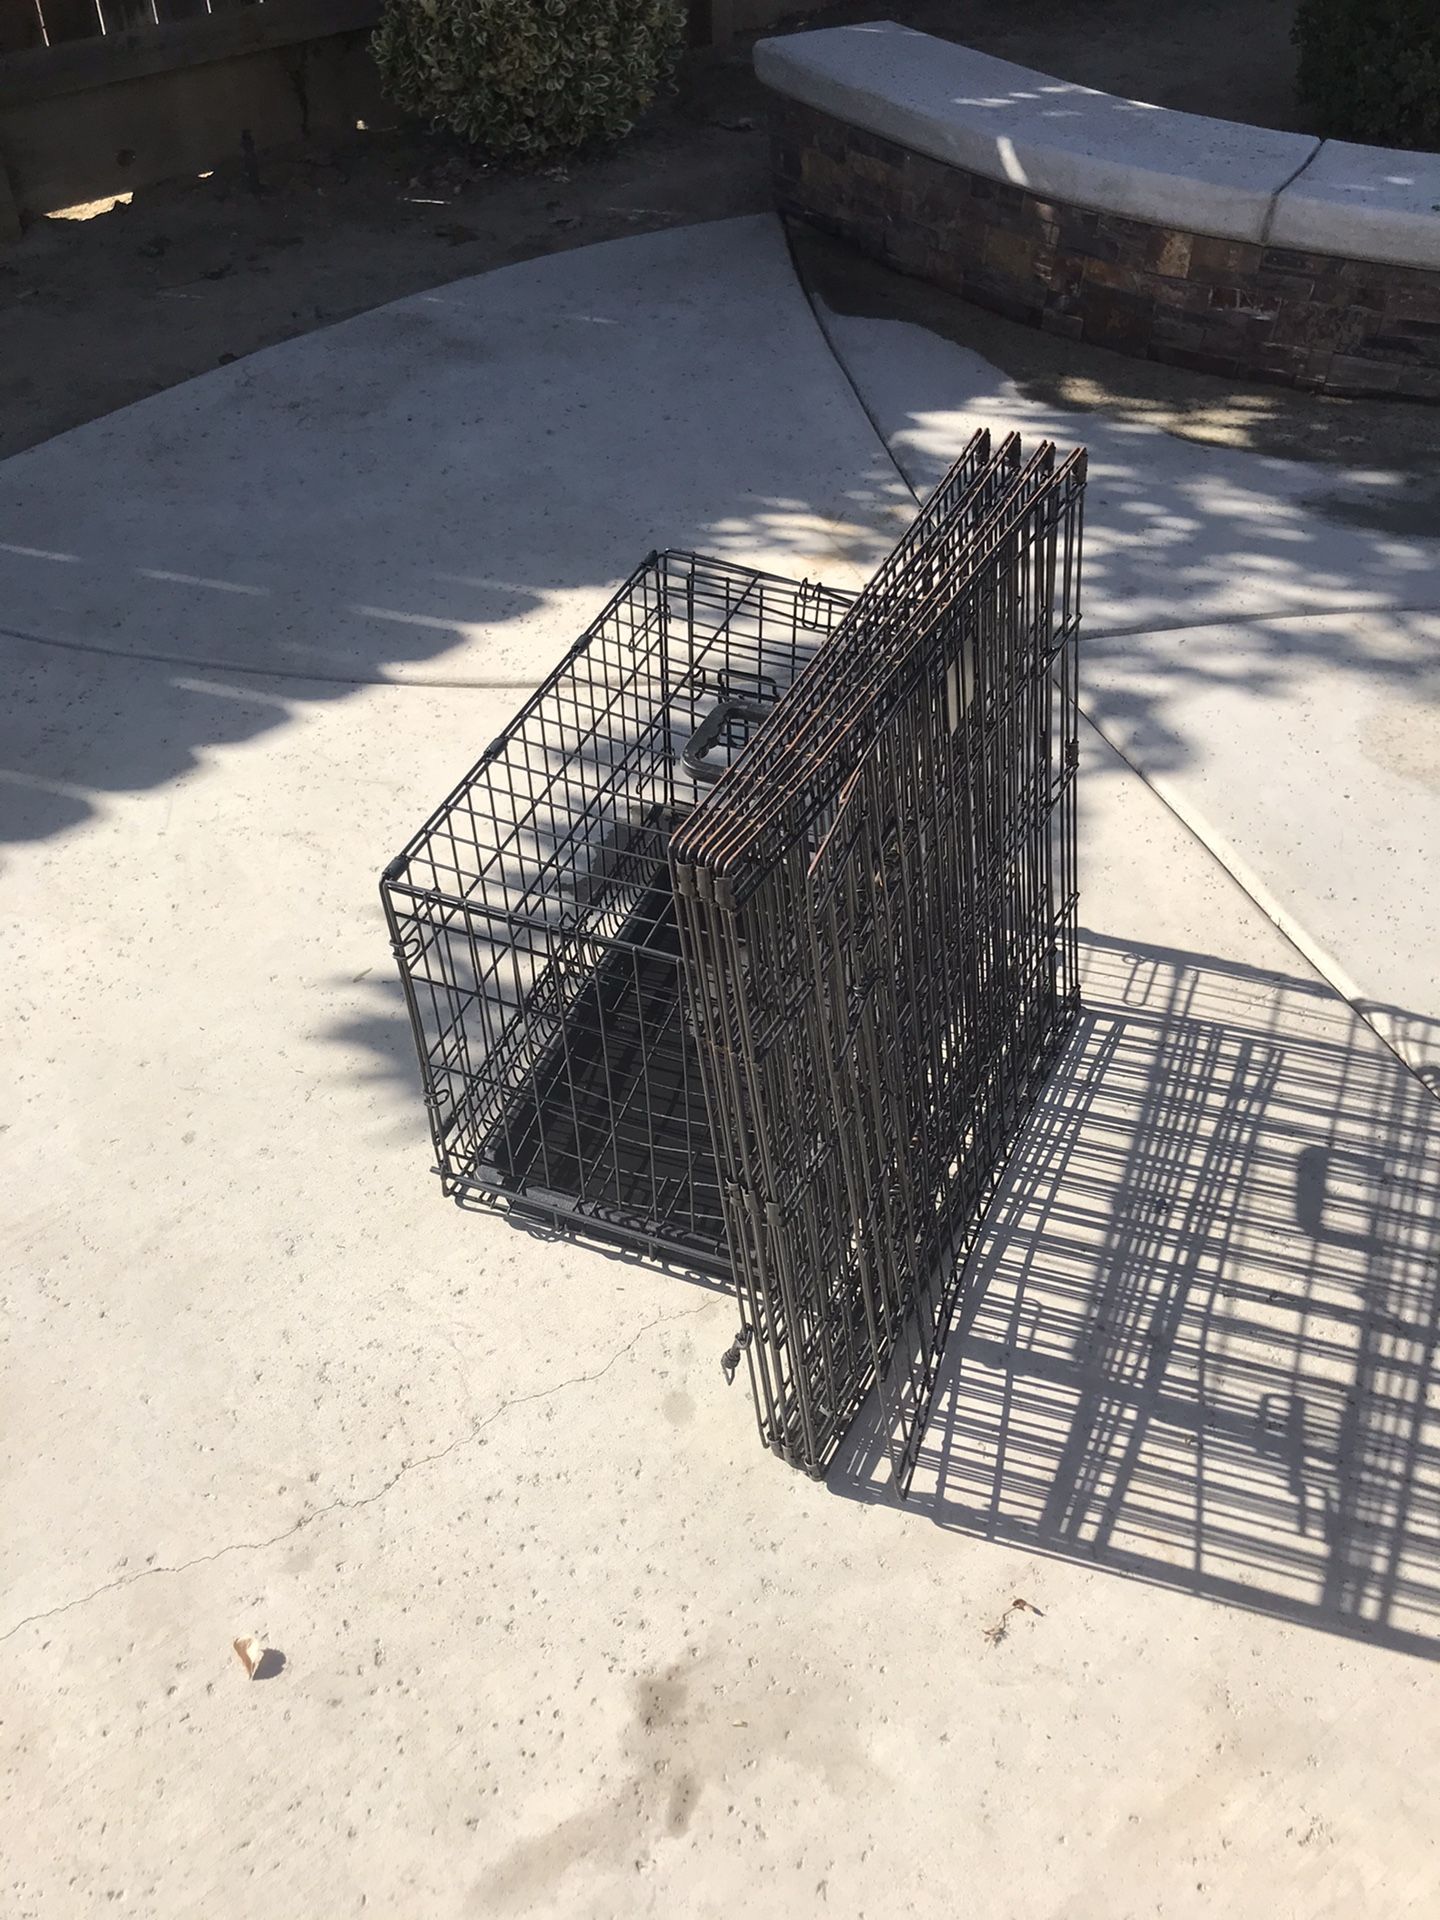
[672, 435, 1086, 1488]
[381, 551, 857, 1278]
[382, 435, 1085, 1491]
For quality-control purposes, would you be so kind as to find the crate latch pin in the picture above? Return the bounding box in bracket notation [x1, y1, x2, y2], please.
[720, 1325, 753, 1385]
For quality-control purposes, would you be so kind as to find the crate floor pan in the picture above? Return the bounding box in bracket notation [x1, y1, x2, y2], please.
[383, 435, 1086, 1492]
[467, 865, 729, 1277]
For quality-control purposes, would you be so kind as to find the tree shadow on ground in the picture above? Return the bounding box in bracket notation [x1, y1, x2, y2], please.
[0, 465, 902, 856]
[6, 218, 1436, 906]
[793, 222, 1440, 1078]
[0, 217, 911, 858]
[794, 228, 1440, 785]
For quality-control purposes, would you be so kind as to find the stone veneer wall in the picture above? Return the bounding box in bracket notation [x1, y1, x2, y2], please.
[772, 97, 1440, 402]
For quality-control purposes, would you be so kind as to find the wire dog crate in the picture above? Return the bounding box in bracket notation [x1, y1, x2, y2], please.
[381, 550, 858, 1278]
[382, 432, 1086, 1489]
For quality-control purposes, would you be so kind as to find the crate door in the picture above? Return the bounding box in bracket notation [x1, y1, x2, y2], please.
[801, 708, 971, 1493]
[722, 592, 1075, 1490]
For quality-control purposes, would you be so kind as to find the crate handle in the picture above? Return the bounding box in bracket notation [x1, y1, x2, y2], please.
[681, 696, 770, 781]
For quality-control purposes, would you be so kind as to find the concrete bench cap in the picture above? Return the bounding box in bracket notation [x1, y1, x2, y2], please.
[1266, 139, 1440, 270]
[756, 20, 1319, 245]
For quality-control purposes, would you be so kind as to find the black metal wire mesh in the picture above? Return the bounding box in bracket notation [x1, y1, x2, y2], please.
[383, 436, 1085, 1489]
[380, 551, 856, 1275]
[671, 435, 1086, 1487]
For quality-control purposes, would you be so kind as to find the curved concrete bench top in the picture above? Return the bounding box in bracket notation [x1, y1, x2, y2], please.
[758, 20, 1440, 267]
[756, 21, 1318, 246]
[1267, 139, 1440, 270]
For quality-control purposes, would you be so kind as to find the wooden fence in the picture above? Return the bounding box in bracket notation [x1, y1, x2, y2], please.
[1, 0, 274, 56]
[0, 0, 796, 226]
[0, 0, 793, 57]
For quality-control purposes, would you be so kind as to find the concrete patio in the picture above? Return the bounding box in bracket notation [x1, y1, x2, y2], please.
[2, 214, 1437, 1916]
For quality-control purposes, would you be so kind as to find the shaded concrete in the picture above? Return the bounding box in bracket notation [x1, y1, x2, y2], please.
[0, 216, 908, 857]
[0, 216, 906, 687]
[792, 221, 1440, 467]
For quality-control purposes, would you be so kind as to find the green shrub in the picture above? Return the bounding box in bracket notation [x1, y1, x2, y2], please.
[1293, 0, 1440, 151]
[372, 0, 687, 163]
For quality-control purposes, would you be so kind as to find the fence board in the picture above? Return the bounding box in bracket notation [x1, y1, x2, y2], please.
[0, 0, 46, 54]
[0, 0, 376, 104]
[97, 0, 156, 30]
[35, 0, 103, 39]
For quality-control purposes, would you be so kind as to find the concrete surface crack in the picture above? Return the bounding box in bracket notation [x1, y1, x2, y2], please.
[0, 1301, 714, 1646]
